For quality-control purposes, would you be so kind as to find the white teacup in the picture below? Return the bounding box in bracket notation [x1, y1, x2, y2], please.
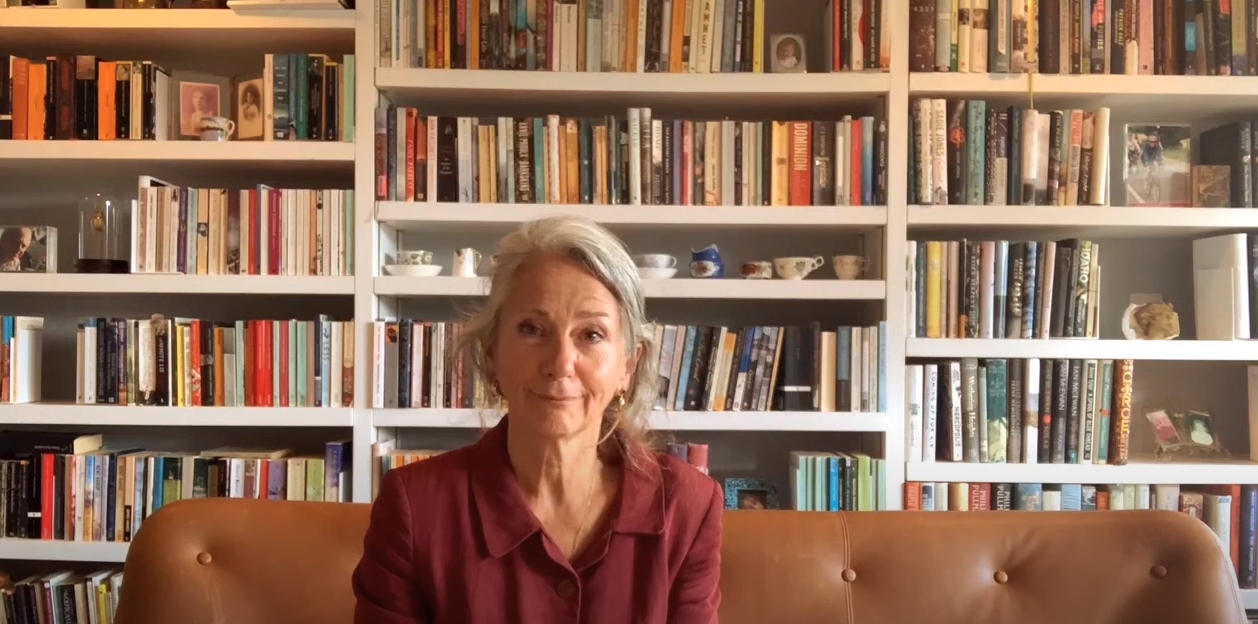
[833, 255, 866, 280]
[398, 250, 434, 266]
[774, 256, 824, 280]
[199, 115, 235, 141]
[633, 253, 677, 269]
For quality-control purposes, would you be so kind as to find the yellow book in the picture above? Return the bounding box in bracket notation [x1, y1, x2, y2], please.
[752, 0, 764, 73]
[442, 0, 452, 69]
[469, 0, 480, 69]
[174, 325, 185, 407]
[925, 241, 943, 338]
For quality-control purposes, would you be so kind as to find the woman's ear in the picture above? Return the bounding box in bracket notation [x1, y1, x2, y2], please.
[621, 341, 643, 390]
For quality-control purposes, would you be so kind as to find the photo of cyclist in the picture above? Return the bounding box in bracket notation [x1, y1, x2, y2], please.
[1124, 124, 1192, 207]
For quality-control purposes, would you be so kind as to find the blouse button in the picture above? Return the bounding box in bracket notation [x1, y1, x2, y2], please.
[555, 579, 578, 599]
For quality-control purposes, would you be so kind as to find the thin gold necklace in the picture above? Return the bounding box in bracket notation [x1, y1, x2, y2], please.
[570, 461, 598, 558]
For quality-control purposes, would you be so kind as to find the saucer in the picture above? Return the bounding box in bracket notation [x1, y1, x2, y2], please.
[637, 267, 678, 279]
[384, 264, 443, 277]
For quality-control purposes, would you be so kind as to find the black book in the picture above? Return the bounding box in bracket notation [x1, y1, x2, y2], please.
[1051, 358, 1069, 463]
[1039, 358, 1055, 461]
[1066, 359, 1083, 463]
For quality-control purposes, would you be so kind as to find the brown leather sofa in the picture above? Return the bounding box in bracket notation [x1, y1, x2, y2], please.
[113, 498, 1248, 624]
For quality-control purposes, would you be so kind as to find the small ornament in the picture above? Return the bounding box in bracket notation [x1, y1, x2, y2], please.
[1122, 301, 1180, 340]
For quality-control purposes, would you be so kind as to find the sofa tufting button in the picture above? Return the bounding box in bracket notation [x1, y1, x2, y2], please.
[994, 571, 1008, 584]
[1151, 565, 1168, 579]
[841, 569, 856, 582]
[197, 552, 212, 565]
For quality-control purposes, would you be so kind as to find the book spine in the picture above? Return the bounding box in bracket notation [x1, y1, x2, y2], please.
[985, 358, 1008, 462]
[1109, 359, 1133, 464]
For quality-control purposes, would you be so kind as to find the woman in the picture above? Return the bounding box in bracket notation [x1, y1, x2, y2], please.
[352, 215, 724, 623]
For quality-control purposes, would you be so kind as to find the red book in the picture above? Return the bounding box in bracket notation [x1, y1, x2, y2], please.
[279, 321, 290, 407]
[969, 483, 991, 510]
[788, 122, 812, 205]
[904, 482, 922, 510]
[849, 120, 863, 205]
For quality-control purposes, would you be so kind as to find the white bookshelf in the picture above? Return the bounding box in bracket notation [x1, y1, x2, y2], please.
[375, 275, 886, 300]
[907, 460, 1258, 486]
[909, 205, 1258, 236]
[374, 409, 887, 432]
[377, 202, 889, 231]
[0, 274, 355, 295]
[0, 404, 354, 427]
[906, 339, 1258, 362]
[0, 539, 128, 564]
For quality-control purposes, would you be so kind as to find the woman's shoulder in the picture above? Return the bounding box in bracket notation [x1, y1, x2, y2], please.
[640, 448, 722, 516]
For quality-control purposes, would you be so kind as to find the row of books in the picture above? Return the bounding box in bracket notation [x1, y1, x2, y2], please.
[904, 481, 1256, 588]
[909, 99, 1111, 207]
[369, 320, 487, 410]
[0, 432, 353, 544]
[908, 0, 1258, 77]
[905, 358, 1134, 466]
[907, 238, 1101, 340]
[2, 569, 123, 624]
[0, 54, 356, 142]
[376, 107, 888, 207]
[378, 0, 888, 73]
[0, 316, 42, 405]
[72, 315, 355, 408]
[653, 323, 887, 414]
[134, 178, 356, 278]
[788, 450, 890, 511]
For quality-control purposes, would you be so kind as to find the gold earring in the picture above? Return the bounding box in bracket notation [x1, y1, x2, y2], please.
[617, 393, 627, 410]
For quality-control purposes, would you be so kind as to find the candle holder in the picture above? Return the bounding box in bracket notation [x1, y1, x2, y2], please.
[75, 192, 130, 274]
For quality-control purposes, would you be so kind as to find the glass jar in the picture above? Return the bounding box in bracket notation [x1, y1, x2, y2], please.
[76, 192, 130, 274]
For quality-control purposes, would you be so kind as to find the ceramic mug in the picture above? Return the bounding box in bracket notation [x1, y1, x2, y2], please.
[633, 254, 677, 269]
[740, 261, 773, 280]
[454, 247, 483, 277]
[199, 116, 236, 141]
[690, 260, 722, 279]
[398, 250, 434, 266]
[774, 256, 824, 280]
[833, 255, 866, 280]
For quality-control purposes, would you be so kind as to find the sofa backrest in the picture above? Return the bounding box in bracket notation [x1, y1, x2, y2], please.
[112, 498, 1247, 624]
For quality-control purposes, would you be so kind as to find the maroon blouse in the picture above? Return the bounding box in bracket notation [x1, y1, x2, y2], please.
[351, 417, 724, 624]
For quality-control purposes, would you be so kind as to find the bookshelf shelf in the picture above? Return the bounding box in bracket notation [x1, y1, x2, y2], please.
[909, 72, 1258, 112]
[1242, 590, 1258, 610]
[375, 68, 893, 107]
[0, 274, 355, 296]
[0, 140, 355, 177]
[908, 205, 1258, 237]
[375, 276, 886, 300]
[0, 538, 128, 563]
[373, 409, 886, 432]
[0, 8, 354, 54]
[377, 202, 888, 232]
[906, 459, 1258, 486]
[906, 339, 1258, 362]
[0, 405, 354, 427]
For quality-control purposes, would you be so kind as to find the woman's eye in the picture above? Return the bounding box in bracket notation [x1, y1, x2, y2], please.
[582, 329, 606, 342]
[518, 321, 542, 336]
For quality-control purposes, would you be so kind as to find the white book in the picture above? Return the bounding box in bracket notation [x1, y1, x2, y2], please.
[906, 365, 924, 461]
[947, 361, 963, 461]
[923, 363, 939, 462]
[75, 328, 85, 405]
[834, 119, 848, 206]
[709, 0, 725, 73]
[1023, 358, 1039, 464]
[628, 108, 642, 205]
[907, 244, 918, 337]
[970, 0, 989, 72]
[1042, 489, 1061, 511]
[851, 0, 865, 70]
[1193, 233, 1250, 340]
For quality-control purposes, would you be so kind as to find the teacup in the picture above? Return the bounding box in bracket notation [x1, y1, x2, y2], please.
[633, 253, 677, 269]
[740, 261, 773, 280]
[398, 250, 434, 266]
[774, 256, 824, 280]
[199, 115, 236, 141]
[833, 255, 866, 280]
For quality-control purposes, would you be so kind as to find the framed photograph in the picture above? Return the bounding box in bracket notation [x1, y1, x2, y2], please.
[723, 478, 779, 510]
[1146, 409, 1183, 446]
[1147, 408, 1229, 460]
[1123, 123, 1191, 207]
[1184, 410, 1222, 451]
[0, 226, 57, 273]
[770, 34, 807, 73]
[170, 71, 231, 140]
[233, 75, 265, 141]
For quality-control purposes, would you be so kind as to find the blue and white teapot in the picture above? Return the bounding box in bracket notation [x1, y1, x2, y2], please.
[689, 244, 724, 279]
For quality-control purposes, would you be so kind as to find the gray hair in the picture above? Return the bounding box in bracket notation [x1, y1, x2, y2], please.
[458, 215, 660, 462]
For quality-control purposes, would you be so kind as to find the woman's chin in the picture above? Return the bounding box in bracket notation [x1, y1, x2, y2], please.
[513, 400, 598, 438]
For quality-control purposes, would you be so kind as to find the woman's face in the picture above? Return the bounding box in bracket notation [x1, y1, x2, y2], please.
[490, 255, 638, 440]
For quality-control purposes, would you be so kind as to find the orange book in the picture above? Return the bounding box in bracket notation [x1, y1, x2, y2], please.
[788, 122, 811, 206]
[468, 0, 480, 69]
[670, 0, 689, 72]
[1097, 490, 1110, 510]
[969, 483, 991, 510]
[97, 61, 116, 140]
[849, 119, 863, 205]
[624, 0, 639, 71]
[27, 61, 47, 140]
[11, 57, 30, 140]
[426, 0, 437, 68]
[189, 321, 203, 406]
[565, 120, 579, 203]
[405, 109, 417, 201]
[904, 482, 922, 510]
